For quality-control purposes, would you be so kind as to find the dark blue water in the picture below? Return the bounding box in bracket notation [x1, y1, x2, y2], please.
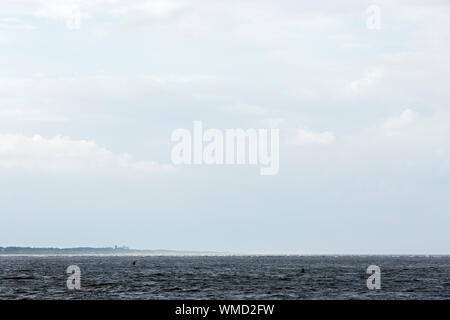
[0, 255, 448, 299]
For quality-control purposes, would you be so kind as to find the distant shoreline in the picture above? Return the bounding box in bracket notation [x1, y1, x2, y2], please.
[0, 246, 227, 256]
[0, 247, 448, 256]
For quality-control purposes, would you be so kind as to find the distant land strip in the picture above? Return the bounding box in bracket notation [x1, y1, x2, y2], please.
[0, 246, 227, 255]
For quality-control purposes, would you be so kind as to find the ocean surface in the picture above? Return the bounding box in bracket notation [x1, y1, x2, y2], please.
[0, 255, 448, 300]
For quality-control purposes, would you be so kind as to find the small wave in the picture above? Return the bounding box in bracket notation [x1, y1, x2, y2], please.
[1, 276, 34, 280]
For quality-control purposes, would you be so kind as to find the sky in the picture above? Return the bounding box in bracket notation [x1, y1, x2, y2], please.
[1, 0, 449, 254]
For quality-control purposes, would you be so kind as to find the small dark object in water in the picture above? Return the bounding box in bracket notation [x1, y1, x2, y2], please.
[132, 261, 136, 265]
[301, 268, 305, 273]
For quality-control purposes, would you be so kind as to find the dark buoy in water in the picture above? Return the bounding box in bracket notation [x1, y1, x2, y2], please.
[301, 268, 305, 273]
[132, 261, 136, 265]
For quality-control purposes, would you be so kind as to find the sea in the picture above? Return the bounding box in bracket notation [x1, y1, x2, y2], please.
[0, 255, 448, 299]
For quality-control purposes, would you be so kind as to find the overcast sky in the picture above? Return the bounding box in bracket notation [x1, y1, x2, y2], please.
[1, 0, 449, 254]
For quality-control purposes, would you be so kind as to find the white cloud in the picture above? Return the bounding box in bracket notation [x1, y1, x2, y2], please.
[382, 108, 417, 131]
[292, 128, 335, 146]
[225, 103, 271, 116]
[2, 0, 187, 21]
[0, 17, 36, 30]
[0, 31, 9, 45]
[143, 74, 215, 85]
[378, 108, 450, 143]
[325, 108, 450, 178]
[0, 108, 69, 122]
[346, 68, 384, 94]
[259, 117, 284, 129]
[1, 0, 190, 38]
[0, 134, 175, 174]
[0, 17, 36, 46]
[0, 74, 216, 122]
[330, 33, 370, 49]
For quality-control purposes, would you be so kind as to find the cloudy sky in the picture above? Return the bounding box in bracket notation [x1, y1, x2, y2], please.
[1, 0, 449, 254]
